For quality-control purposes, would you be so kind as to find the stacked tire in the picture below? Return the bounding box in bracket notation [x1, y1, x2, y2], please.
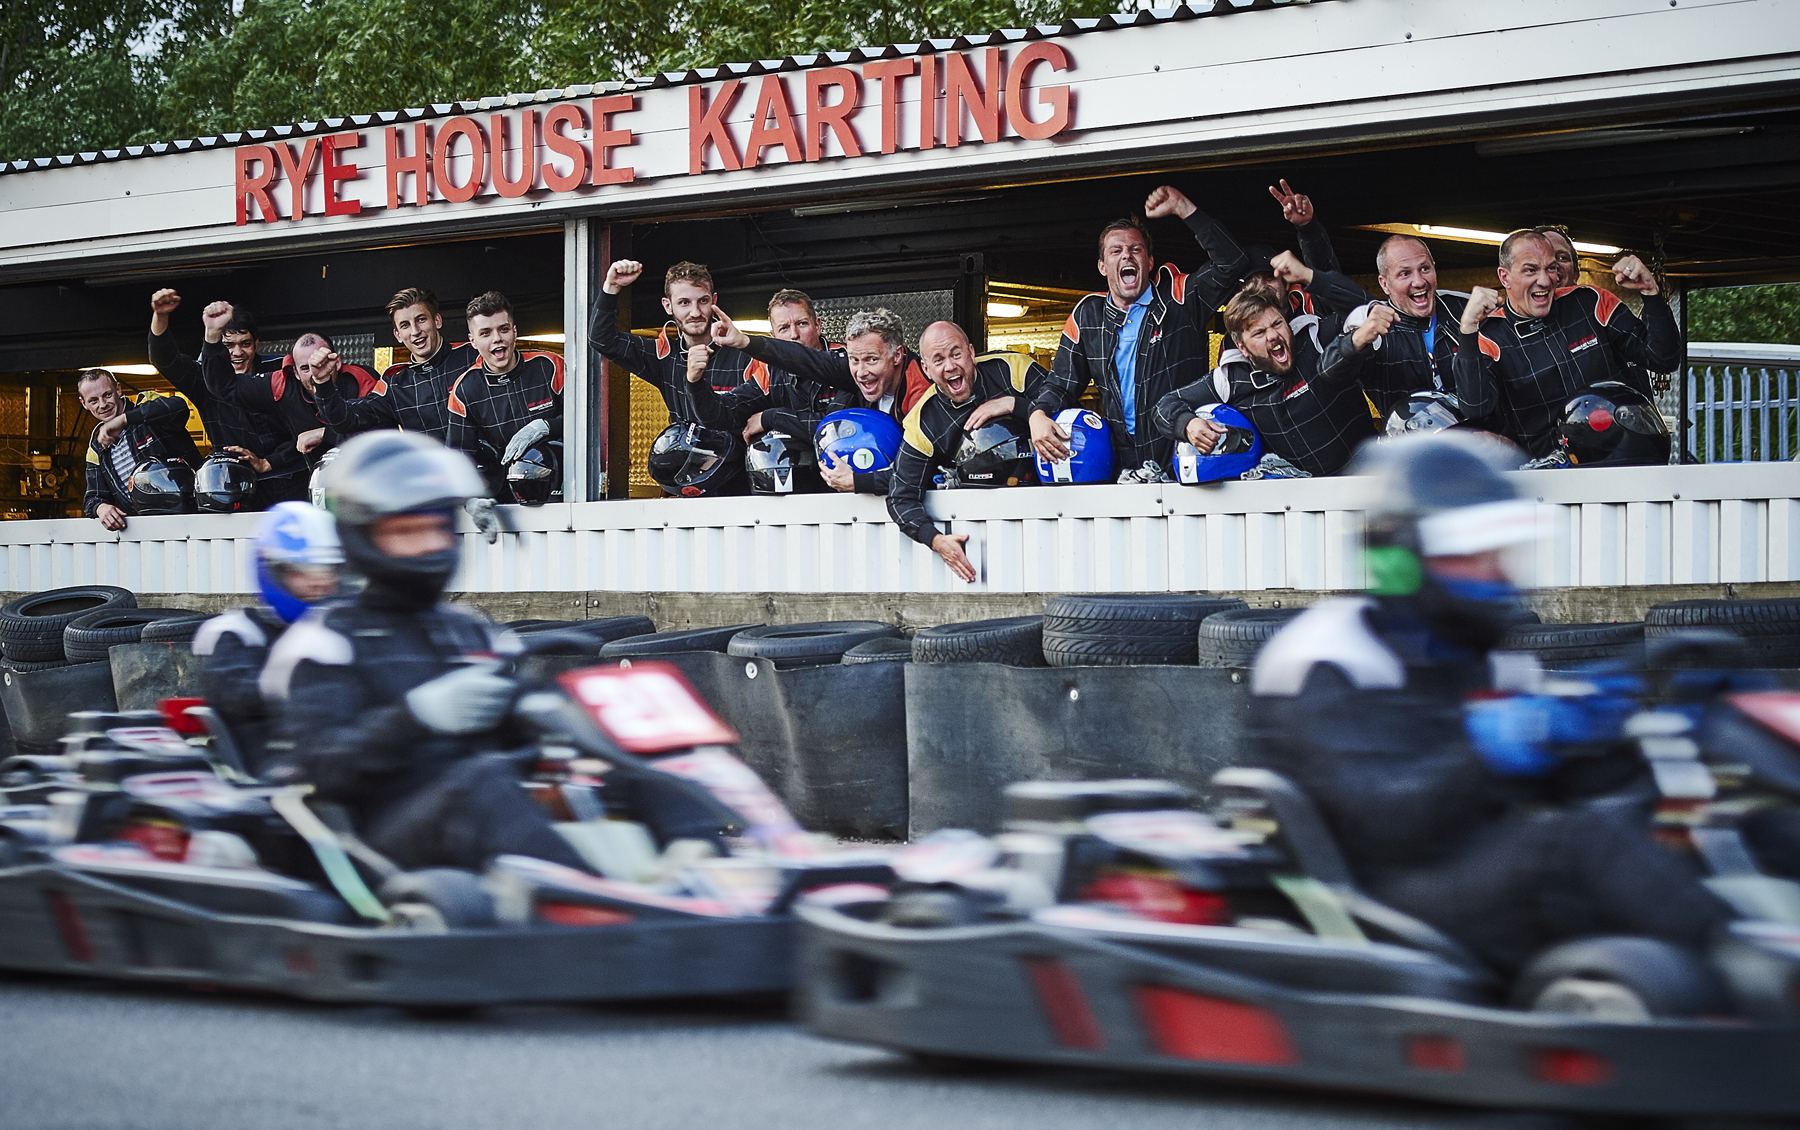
[1645, 599, 1800, 668]
[63, 608, 201, 663]
[0, 586, 135, 670]
[1195, 607, 1303, 669]
[726, 621, 901, 669]
[1503, 621, 1645, 667]
[600, 624, 761, 659]
[911, 617, 1044, 666]
[1041, 594, 1247, 667]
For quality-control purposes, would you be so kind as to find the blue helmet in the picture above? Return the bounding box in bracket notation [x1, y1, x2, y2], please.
[253, 501, 344, 624]
[1170, 404, 1264, 484]
[1034, 408, 1115, 484]
[815, 408, 902, 477]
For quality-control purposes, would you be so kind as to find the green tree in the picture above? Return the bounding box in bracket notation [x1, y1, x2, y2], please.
[0, 0, 165, 159]
[1689, 284, 1800, 345]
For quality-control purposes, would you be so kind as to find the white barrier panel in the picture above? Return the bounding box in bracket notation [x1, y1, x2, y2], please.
[3, 462, 1797, 596]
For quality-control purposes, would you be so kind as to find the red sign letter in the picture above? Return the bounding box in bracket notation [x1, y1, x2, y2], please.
[321, 132, 363, 216]
[273, 138, 320, 218]
[745, 76, 802, 166]
[387, 124, 431, 208]
[491, 112, 537, 198]
[433, 117, 486, 204]
[235, 146, 278, 225]
[944, 49, 1003, 146]
[863, 59, 915, 155]
[918, 55, 938, 152]
[1007, 43, 1072, 140]
[804, 68, 862, 161]
[592, 95, 636, 186]
[541, 103, 589, 192]
[688, 81, 743, 174]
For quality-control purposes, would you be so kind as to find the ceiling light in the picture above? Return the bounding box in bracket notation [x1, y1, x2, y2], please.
[1362, 223, 1622, 256]
[986, 301, 1028, 319]
[735, 319, 772, 334]
[519, 333, 565, 344]
[102, 364, 160, 376]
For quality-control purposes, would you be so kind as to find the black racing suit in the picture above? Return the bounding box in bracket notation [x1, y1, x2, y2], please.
[192, 605, 291, 773]
[1152, 314, 1376, 477]
[888, 353, 1048, 547]
[148, 331, 299, 505]
[312, 340, 481, 452]
[260, 585, 587, 873]
[1033, 209, 1250, 472]
[589, 290, 766, 426]
[199, 341, 380, 477]
[1452, 286, 1680, 457]
[445, 352, 565, 476]
[1246, 594, 1732, 975]
[1281, 222, 1370, 340]
[1326, 292, 1470, 422]
[82, 391, 202, 517]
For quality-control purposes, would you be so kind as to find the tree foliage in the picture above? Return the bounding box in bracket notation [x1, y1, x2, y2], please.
[0, 0, 1118, 161]
[1689, 284, 1800, 346]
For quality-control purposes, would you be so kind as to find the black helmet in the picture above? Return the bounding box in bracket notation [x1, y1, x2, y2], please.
[129, 459, 195, 516]
[746, 431, 821, 495]
[507, 440, 563, 506]
[1555, 381, 1670, 466]
[954, 418, 1035, 487]
[194, 451, 257, 513]
[647, 423, 744, 497]
[320, 430, 486, 602]
[1385, 390, 1466, 437]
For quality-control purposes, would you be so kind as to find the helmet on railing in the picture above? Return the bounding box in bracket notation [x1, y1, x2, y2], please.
[815, 408, 902, 478]
[1555, 381, 1670, 466]
[309, 446, 339, 508]
[253, 502, 343, 624]
[506, 440, 563, 506]
[1034, 408, 1115, 484]
[1170, 404, 1264, 484]
[194, 451, 257, 514]
[953, 417, 1035, 488]
[129, 458, 195, 516]
[647, 423, 744, 498]
[1385, 390, 1466, 437]
[746, 431, 820, 495]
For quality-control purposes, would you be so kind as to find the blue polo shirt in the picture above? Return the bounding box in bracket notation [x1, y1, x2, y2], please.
[1112, 286, 1154, 434]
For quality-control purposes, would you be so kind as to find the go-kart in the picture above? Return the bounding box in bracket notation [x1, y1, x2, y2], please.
[0, 662, 890, 1006]
[795, 712, 1800, 1117]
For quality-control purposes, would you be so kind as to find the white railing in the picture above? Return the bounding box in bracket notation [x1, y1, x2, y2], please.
[1687, 343, 1800, 464]
[2, 462, 1797, 595]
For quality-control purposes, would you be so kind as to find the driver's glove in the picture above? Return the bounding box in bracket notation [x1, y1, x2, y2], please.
[465, 496, 501, 544]
[502, 418, 551, 466]
[405, 665, 515, 734]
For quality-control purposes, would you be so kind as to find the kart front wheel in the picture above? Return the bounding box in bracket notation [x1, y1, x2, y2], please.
[380, 869, 498, 930]
[1513, 936, 1732, 1020]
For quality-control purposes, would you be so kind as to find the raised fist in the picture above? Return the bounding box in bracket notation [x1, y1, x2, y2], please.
[685, 342, 711, 384]
[1270, 250, 1313, 289]
[1143, 185, 1196, 220]
[202, 301, 234, 339]
[151, 289, 181, 316]
[1613, 255, 1659, 297]
[1461, 286, 1503, 333]
[604, 260, 643, 293]
[1351, 304, 1399, 351]
[1268, 179, 1315, 227]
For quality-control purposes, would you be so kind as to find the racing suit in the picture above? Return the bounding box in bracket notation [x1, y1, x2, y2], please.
[1327, 292, 1470, 421]
[311, 339, 481, 451]
[589, 290, 767, 426]
[1152, 315, 1376, 477]
[259, 585, 587, 873]
[148, 330, 299, 505]
[1282, 222, 1370, 338]
[1451, 286, 1680, 457]
[1247, 594, 1733, 974]
[887, 353, 1047, 547]
[191, 605, 291, 773]
[199, 341, 380, 474]
[1033, 209, 1249, 473]
[82, 391, 202, 517]
[445, 352, 565, 474]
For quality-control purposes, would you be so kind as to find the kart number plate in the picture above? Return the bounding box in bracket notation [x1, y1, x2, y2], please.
[559, 662, 740, 753]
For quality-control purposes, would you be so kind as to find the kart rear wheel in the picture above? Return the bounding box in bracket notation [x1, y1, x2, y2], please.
[1513, 936, 1732, 1020]
[380, 869, 498, 930]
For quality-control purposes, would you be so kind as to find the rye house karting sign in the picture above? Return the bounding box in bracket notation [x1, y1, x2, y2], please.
[230, 44, 1075, 225]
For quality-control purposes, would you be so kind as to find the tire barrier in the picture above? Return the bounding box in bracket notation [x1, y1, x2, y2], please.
[0, 585, 134, 665]
[912, 616, 1044, 666]
[1195, 607, 1303, 669]
[0, 661, 117, 751]
[1647, 599, 1800, 667]
[841, 637, 914, 665]
[600, 625, 761, 658]
[138, 613, 209, 644]
[111, 641, 205, 713]
[1042, 594, 1247, 667]
[63, 608, 200, 664]
[1504, 621, 1646, 667]
[727, 621, 902, 669]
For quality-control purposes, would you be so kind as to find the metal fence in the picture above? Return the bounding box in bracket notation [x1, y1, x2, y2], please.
[1686, 343, 1800, 463]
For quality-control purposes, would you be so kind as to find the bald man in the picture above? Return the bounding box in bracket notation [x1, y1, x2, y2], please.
[887, 322, 1048, 582]
[200, 312, 381, 472]
[1322, 234, 1469, 421]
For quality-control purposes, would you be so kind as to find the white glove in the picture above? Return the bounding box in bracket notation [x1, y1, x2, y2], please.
[465, 496, 501, 544]
[405, 664, 515, 734]
[502, 418, 550, 466]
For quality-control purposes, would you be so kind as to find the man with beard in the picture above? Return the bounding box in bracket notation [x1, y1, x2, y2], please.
[147, 290, 299, 506]
[590, 260, 768, 427]
[445, 290, 565, 490]
[706, 306, 923, 495]
[1452, 231, 1677, 457]
[1154, 285, 1376, 477]
[1322, 235, 1468, 420]
[1029, 185, 1249, 476]
[198, 312, 381, 472]
[889, 322, 1047, 582]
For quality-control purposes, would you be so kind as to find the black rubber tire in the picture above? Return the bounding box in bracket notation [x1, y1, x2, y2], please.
[1511, 936, 1732, 1019]
[516, 629, 607, 657]
[1042, 594, 1249, 667]
[912, 616, 1046, 667]
[1503, 621, 1645, 665]
[379, 869, 498, 929]
[0, 586, 135, 662]
[727, 621, 902, 668]
[138, 613, 209, 644]
[2, 658, 70, 672]
[841, 637, 914, 665]
[599, 624, 762, 658]
[1646, 598, 1800, 665]
[505, 619, 567, 629]
[515, 615, 656, 643]
[63, 607, 197, 663]
[1195, 607, 1303, 669]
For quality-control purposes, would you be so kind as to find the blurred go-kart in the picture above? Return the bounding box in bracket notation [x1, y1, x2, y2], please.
[0, 661, 889, 1006]
[796, 687, 1800, 1117]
